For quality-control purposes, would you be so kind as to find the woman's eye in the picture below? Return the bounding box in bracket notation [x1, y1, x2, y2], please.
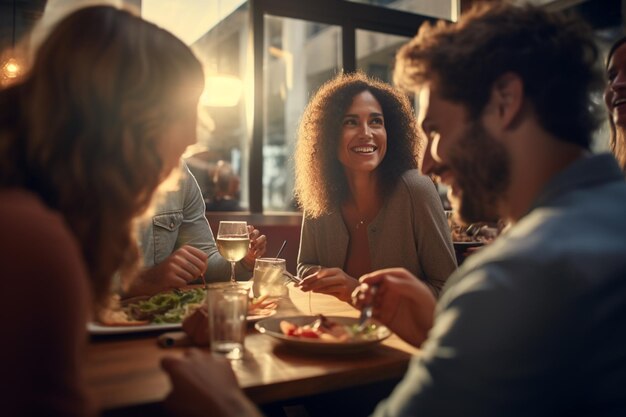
[607, 69, 617, 83]
[343, 119, 357, 126]
[370, 117, 384, 125]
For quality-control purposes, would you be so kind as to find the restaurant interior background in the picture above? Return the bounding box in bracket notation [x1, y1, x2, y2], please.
[0, 0, 623, 266]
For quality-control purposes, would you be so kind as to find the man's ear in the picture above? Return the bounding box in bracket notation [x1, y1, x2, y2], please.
[488, 72, 524, 130]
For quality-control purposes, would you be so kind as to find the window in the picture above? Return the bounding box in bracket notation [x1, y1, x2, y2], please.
[247, 0, 442, 213]
[147, 0, 447, 214]
[263, 16, 343, 211]
[356, 30, 411, 83]
[348, 0, 455, 20]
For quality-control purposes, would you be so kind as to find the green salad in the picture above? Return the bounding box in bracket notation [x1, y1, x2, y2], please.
[126, 288, 206, 324]
[348, 323, 379, 338]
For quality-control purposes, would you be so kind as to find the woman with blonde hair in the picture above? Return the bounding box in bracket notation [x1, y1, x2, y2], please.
[0, 5, 204, 415]
[295, 72, 456, 302]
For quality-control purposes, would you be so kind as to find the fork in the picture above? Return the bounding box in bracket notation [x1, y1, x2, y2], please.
[356, 285, 378, 331]
[465, 223, 482, 238]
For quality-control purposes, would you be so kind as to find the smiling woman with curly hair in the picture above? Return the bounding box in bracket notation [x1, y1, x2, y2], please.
[605, 37, 626, 173]
[294, 72, 456, 302]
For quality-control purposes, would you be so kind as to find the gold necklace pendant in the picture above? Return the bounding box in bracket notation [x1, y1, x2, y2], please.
[356, 219, 366, 230]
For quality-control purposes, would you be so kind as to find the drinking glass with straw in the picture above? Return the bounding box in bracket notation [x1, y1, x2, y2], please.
[251, 240, 289, 300]
[274, 240, 287, 260]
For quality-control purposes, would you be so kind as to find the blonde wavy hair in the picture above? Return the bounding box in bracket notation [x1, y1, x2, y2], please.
[294, 72, 419, 218]
[0, 6, 204, 305]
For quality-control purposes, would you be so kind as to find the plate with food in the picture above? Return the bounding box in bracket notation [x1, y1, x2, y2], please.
[452, 240, 485, 248]
[89, 287, 278, 335]
[255, 315, 391, 353]
[247, 308, 277, 323]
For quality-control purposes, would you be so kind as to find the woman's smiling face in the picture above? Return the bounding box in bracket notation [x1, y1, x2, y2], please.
[605, 41, 626, 129]
[337, 90, 387, 174]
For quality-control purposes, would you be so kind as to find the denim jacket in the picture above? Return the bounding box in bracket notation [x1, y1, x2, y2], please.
[137, 162, 252, 282]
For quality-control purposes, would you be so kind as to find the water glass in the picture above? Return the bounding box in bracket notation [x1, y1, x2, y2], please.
[252, 258, 293, 299]
[206, 286, 249, 360]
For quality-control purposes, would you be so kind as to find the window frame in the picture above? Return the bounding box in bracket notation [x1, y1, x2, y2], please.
[247, 0, 441, 213]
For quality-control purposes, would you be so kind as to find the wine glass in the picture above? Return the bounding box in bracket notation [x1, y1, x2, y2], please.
[216, 221, 250, 284]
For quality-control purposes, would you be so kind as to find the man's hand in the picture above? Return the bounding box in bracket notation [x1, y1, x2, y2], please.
[182, 308, 210, 346]
[125, 245, 208, 297]
[240, 225, 267, 270]
[353, 268, 436, 347]
[161, 349, 264, 417]
[297, 267, 358, 303]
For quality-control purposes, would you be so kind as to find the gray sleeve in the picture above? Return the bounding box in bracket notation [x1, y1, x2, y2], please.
[296, 213, 321, 278]
[407, 174, 457, 297]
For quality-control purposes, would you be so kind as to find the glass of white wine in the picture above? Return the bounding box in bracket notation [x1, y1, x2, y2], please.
[216, 221, 250, 284]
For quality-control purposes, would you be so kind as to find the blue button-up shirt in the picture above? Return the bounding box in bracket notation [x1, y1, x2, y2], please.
[372, 154, 626, 417]
[137, 161, 252, 282]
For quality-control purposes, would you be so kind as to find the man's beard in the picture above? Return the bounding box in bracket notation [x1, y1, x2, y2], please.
[447, 121, 511, 224]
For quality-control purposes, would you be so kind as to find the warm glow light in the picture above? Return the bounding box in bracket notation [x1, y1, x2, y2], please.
[1, 53, 25, 87]
[142, 0, 246, 45]
[202, 74, 243, 107]
[2, 57, 21, 79]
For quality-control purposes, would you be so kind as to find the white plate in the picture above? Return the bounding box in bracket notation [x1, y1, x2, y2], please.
[89, 309, 277, 335]
[255, 315, 391, 353]
[246, 309, 277, 323]
[453, 241, 485, 248]
[87, 321, 180, 335]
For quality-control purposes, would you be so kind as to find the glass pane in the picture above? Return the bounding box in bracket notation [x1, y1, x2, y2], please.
[185, 3, 250, 211]
[356, 29, 410, 84]
[263, 15, 343, 211]
[356, 29, 453, 206]
[347, 0, 454, 20]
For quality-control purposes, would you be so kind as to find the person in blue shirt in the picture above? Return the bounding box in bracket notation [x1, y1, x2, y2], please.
[205, 160, 243, 212]
[160, 4, 626, 417]
[123, 160, 266, 298]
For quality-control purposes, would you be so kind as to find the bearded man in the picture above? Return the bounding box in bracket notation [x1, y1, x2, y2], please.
[355, 3, 626, 416]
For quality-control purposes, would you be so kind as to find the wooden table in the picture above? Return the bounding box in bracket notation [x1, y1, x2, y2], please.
[86, 284, 420, 414]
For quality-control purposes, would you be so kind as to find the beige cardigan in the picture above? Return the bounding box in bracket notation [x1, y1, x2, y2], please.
[297, 170, 457, 297]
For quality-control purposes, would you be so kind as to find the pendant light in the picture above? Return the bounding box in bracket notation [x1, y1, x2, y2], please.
[201, 0, 243, 107]
[1, 0, 24, 86]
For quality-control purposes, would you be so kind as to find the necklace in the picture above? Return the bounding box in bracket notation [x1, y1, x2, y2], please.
[343, 199, 376, 231]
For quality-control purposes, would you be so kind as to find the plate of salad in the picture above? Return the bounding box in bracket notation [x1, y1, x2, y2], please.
[89, 287, 277, 335]
[255, 314, 391, 353]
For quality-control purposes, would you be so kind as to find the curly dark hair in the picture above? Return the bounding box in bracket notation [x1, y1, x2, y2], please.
[0, 6, 204, 305]
[606, 37, 626, 172]
[394, 2, 603, 149]
[294, 71, 419, 218]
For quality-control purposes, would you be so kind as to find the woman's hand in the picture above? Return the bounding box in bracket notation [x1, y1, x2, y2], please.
[241, 225, 267, 270]
[161, 349, 263, 417]
[296, 267, 358, 303]
[353, 268, 436, 347]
